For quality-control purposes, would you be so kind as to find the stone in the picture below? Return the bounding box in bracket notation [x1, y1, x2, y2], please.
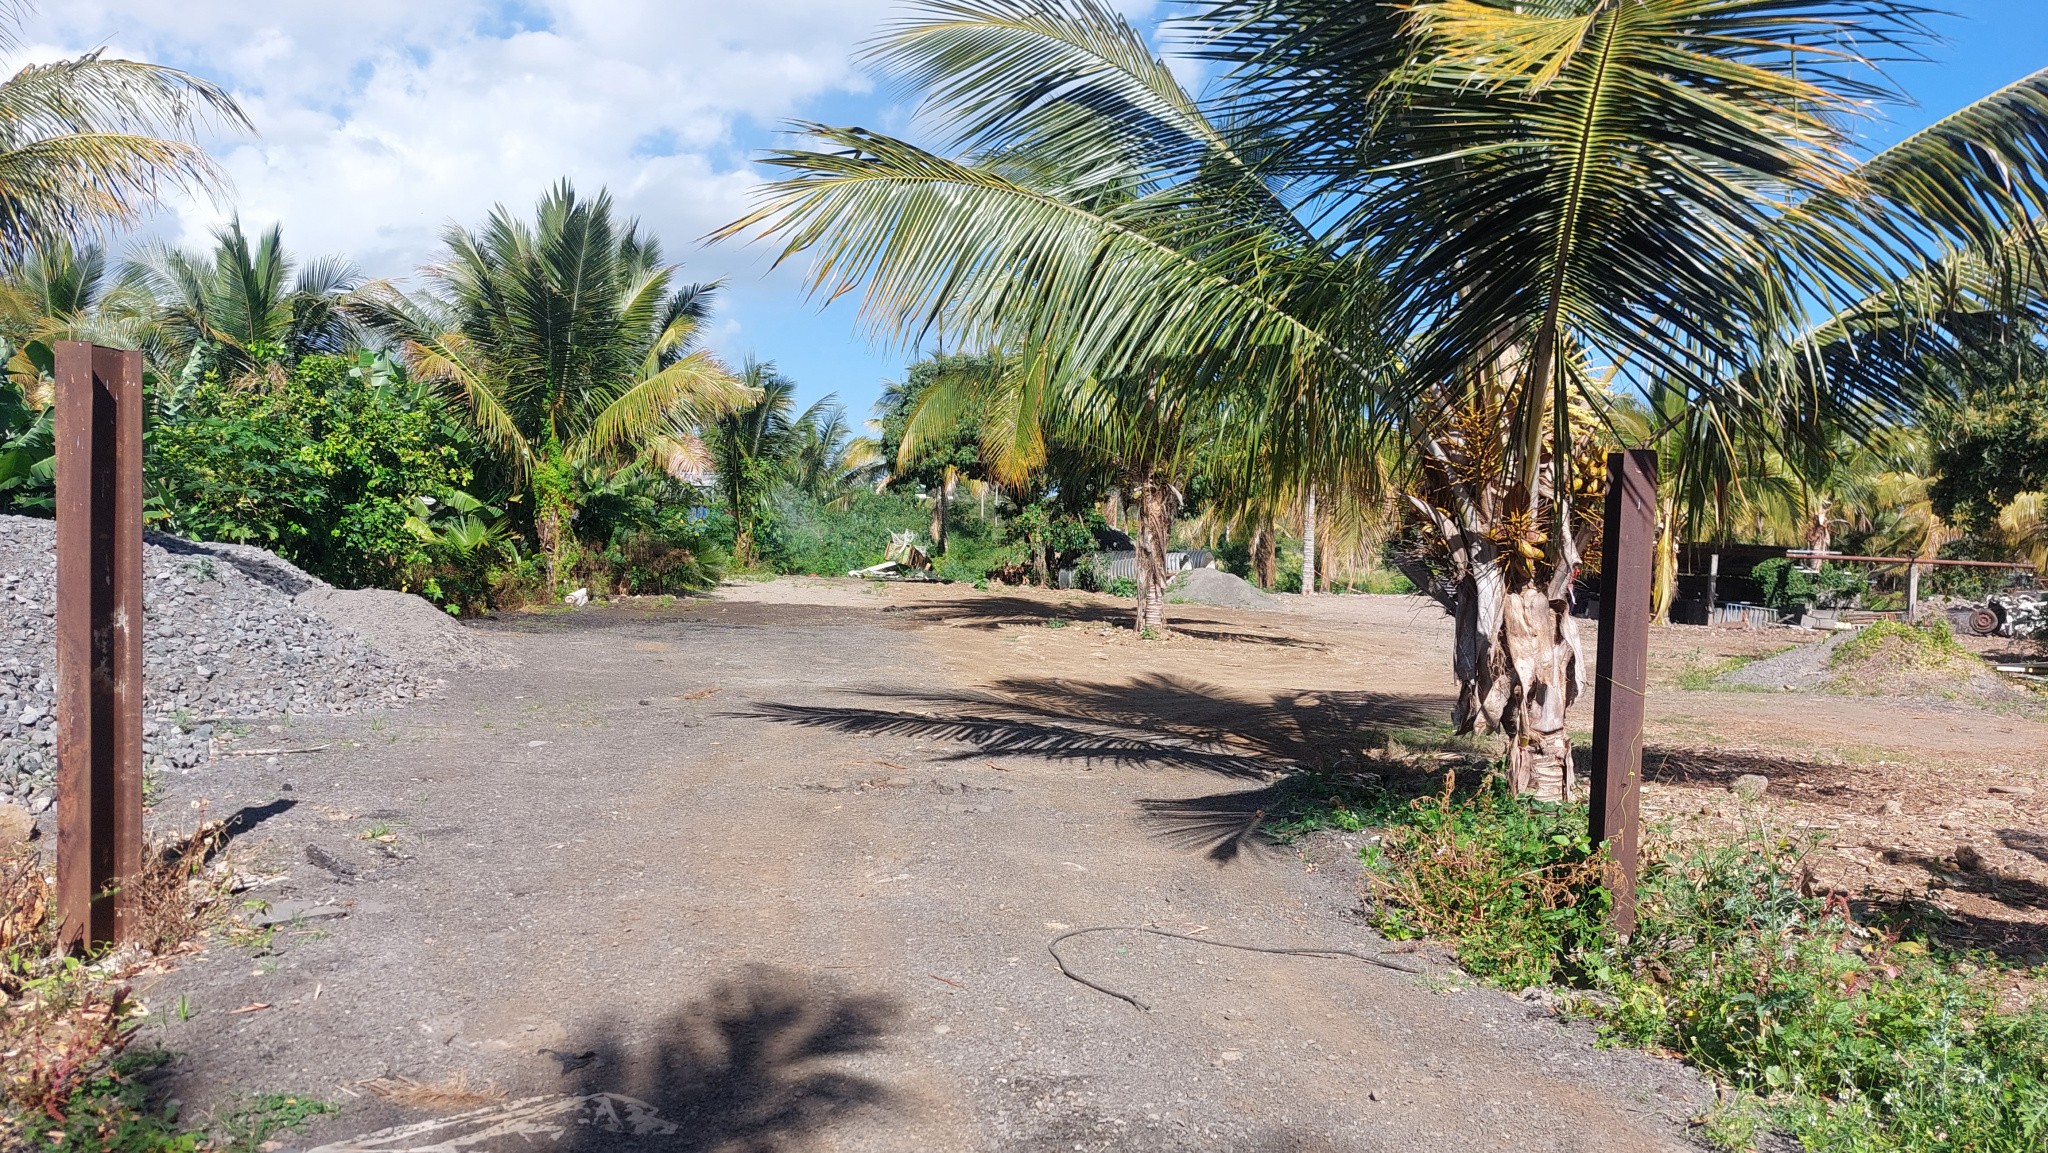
[1731, 774, 1770, 802]
[0, 801, 32, 845]
[1881, 799, 1905, 816]
[1954, 845, 1986, 873]
[1990, 785, 2036, 797]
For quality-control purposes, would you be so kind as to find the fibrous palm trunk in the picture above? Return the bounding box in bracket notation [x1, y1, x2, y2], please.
[1251, 516, 1276, 589]
[1429, 518, 1585, 800]
[1133, 478, 1179, 633]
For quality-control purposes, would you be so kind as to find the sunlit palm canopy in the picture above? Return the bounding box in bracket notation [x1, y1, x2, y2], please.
[366, 181, 752, 479]
[0, 1, 248, 259]
[723, 0, 2048, 524]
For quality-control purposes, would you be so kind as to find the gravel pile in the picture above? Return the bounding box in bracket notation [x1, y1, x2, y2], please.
[1166, 567, 1278, 610]
[0, 515, 489, 813]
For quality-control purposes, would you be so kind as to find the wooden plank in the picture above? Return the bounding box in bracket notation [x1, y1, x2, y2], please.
[53, 342, 145, 952]
[1589, 449, 1655, 939]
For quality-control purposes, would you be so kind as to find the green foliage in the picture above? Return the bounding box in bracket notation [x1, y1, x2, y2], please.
[1929, 353, 2048, 532]
[1305, 778, 2048, 1152]
[146, 355, 474, 589]
[0, 367, 53, 514]
[211, 1094, 337, 1153]
[1363, 778, 1610, 989]
[24, 1050, 197, 1153]
[1752, 559, 1869, 610]
[760, 488, 927, 576]
[1105, 576, 1138, 599]
[570, 467, 727, 596]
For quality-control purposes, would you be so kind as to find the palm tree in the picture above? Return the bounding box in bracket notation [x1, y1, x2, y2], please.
[132, 219, 363, 384]
[0, 239, 155, 399]
[703, 360, 806, 567]
[721, 0, 2048, 798]
[0, 0, 248, 259]
[367, 180, 750, 591]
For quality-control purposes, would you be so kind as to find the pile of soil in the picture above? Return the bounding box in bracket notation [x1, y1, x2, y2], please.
[0, 515, 504, 815]
[1166, 567, 1278, 610]
[1720, 624, 2020, 705]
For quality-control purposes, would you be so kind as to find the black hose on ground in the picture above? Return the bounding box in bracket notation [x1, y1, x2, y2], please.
[1047, 924, 1426, 1011]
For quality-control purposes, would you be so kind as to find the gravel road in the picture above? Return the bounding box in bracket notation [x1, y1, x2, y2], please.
[137, 590, 1709, 1153]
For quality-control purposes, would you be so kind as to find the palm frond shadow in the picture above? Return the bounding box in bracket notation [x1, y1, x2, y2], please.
[558, 965, 899, 1151]
[881, 596, 1325, 649]
[1136, 782, 1295, 864]
[739, 674, 1450, 780]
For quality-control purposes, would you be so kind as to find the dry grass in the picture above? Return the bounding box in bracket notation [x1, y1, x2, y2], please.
[0, 818, 240, 1124]
[360, 1071, 508, 1110]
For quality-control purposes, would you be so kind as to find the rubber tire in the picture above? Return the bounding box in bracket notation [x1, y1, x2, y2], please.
[1967, 607, 2001, 636]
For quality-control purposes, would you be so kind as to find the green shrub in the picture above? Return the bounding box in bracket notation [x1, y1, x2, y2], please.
[147, 355, 473, 590]
[1321, 778, 2048, 1152]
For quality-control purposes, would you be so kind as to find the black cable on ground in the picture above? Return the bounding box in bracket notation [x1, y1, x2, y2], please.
[1047, 924, 1426, 1011]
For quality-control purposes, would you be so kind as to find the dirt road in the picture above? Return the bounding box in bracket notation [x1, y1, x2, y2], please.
[142, 582, 1718, 1153]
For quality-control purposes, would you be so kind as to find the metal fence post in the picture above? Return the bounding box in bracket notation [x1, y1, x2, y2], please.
[1589, 449, 1656, 938]
[54, 342, 145, 952]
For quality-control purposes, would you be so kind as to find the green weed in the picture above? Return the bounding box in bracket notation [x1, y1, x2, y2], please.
[211, 1093, 336, 1153]
[1832, 619, 1969, 669]
[1043, 617, 1070, 629]
[1312, 777, 2048, 1152]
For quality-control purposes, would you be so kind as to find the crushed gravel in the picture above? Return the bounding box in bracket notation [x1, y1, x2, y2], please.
[1165, 567, 1277, 610]
[0, 515, 504, 814]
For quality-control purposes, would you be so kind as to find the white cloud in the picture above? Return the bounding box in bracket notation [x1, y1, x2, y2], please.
[18, 0, 895, 284]
[14, 0, 1162, 400]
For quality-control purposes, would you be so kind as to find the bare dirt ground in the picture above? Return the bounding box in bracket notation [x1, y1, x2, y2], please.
[131, 579, 2048, 1151]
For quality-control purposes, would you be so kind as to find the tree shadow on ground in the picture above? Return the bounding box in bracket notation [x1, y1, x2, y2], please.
[1642, 747, 1861, 793]
[741, 675, 1450, 781]
[1852, 890, 2048, 966]
[554, 965, 899, 1151]
[881, 596, 1323, 648]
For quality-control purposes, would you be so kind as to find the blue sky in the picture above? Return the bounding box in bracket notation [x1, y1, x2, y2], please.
[20, 1, 2048, 423]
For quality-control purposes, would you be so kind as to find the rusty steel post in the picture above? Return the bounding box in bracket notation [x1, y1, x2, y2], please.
[54, 342, 146, 952]
[1589, 449, 1656, 938]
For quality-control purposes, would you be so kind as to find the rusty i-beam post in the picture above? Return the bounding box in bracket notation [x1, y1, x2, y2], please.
[54, 341, 146, 952]
[1589, 449, 1656, 938]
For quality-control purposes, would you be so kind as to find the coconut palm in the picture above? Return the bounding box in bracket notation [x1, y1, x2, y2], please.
[131, 219, 363, 384]
[704, 359, 855, 566]
[0, 239, 156, 398]
[0, 0, 248, 259]
[722, 0, 2048, 797]
[366, 181, 750, 591]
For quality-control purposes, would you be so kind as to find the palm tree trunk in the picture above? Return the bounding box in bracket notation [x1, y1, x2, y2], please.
[1251, 515, 1276, 589]
[1451, 557, 1584, 801]
[1300, 486, 1318, 595]
[1413, 495, 1585, 803]
[1134, 479, 1179, 633]
[930, 467, 953, 556]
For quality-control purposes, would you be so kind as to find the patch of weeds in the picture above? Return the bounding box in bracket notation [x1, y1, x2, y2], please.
[1258, 772, 1414, 840]
[1106, 576, 1138, 599]
[1138, 626, 1164, 641]
[3, 829, 237, 1143]
[1043, 617, 1070, 630]
[21, 1049, 198, 1153]
[358, 822, 396, 843]
[1675, 649, 1780, 692]
[1339, 776, 2048, 1152]
[1831, 619, 1970, 670]
[210, 1094, 336, 1153]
